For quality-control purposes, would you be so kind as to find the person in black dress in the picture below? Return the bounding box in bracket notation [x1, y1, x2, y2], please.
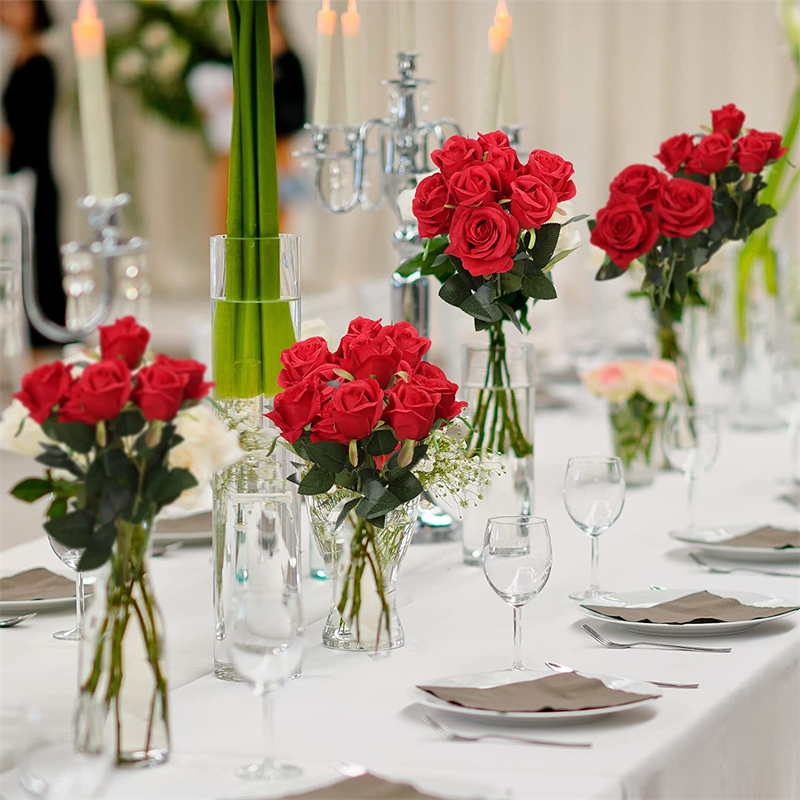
[1, 0, 64, 347]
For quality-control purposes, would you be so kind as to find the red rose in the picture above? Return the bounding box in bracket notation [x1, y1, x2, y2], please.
[525, 149, 576, 203]
[132, 363, 189, 422]
[336, 317, 383, 359]
[448, 163, 502, 207]
[382, 321, 431, 369]
[482, 145, 521, 195]
[609, 164, 667, 208]
[711, 103, 745, 138]
[412, 173, 454, 239]
[266, 382, 322, 443]
[276, 337, 331, 389]
[685, 132, 733, 175]
[98, 316, 150, 370]
[431, 135, 483, 179]
[345, 331, 402, 388]
[509, 174, 558, 230]
[13, 362, 74, 424]
[589, 193, 659, 269]
[655, 134, 695, 174]
[154, 355, 212, 401]
[384, 380, 440, 442]
[59, 360, 132, 425]
[446, 203, 520, 277]
[654, 178, 715, 239]
[734, 130, 788, 173]
[477, 130, 511, 151]
[412, 362, 467, 421]
[312, 378, 383, 442]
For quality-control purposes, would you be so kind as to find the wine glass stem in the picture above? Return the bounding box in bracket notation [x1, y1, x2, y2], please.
[511, 606, 524, 671]
[261, 688, 275, 771]
[75, 570, 85, 633]
[686, 474, 695, 531]
[590, 536, 600, 596]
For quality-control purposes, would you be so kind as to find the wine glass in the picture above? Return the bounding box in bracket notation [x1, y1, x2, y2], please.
[662, 406, 720, 535]
[47, 536, 86, 641]
[563, 456, 626, 601]
[225, 535, 303, 781]
[482, 516, 552, 672]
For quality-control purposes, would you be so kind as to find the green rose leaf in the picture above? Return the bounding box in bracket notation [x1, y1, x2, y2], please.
[112, 410, 146, 437]
[496, 301, 524, 333]
[44, 508, 95, 549]
[368, 428, 399, 457]
[595, 259, 626, 281]
[305, 440, 348, 473]
[91, 521, 118, 550]
[35, 447, 85, 480]
[387, 470, 423, 503]
[562, 214, 589, 227]
[298, 464, 335, 496]
[356, 479, 402, 521]
[544, 246, 581, 272]
[10, 477, 53, 503]
[460, 284, 503, 322]
[334, 497, 360, 530]
[522, 267, 557, 300]
[77, 547, 112, 572]
[439, 272, 474, 309]
[146, 466, 198, 509]
[41, 418, 95, 454]
[529, 223, 561, 270]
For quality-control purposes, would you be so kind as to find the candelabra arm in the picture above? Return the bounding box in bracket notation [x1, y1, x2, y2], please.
[430, 117, 463, 145]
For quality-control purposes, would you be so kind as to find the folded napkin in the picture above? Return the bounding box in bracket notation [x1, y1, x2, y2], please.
[720, 526, 800, 549]
[282, 774, 447, 800]
[154, 511, 212, 535]
[583, 590, 800, 624]
[417, 672, 656, 713]
[0, 568, 74, 602]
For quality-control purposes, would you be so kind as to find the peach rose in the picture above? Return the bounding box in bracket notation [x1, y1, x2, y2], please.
[581, 363, 636, 403]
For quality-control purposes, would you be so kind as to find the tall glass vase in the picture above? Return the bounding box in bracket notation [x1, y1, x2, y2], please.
[460, 338, 535, 565]
[76, 519, 168, 767]
[210, 234, 301, 681]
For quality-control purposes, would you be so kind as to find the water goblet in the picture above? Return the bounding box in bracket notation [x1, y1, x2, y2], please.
[47, 536, 86, 641]
[662, 406, 720, 535]
[563, 456, 626, 601]
[482, 516, 553, 672]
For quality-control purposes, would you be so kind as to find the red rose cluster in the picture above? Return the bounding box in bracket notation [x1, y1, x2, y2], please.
[412, 131, 576, 278]
[591, 104, 786, 269]
[14, 317, 212, 427]
[267, 317, 467, 448]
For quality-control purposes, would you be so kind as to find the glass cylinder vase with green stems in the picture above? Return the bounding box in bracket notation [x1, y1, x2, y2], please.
[76, 519, 168, 766]
[461, 335, 535, 565]
[608, 396, 662, 488]
[211, 234, 301, 681]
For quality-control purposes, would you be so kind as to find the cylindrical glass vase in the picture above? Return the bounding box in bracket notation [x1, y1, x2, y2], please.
[608, 399, 661, 488]
[210, 234, 302, 681]
[460, 340, 535, 565]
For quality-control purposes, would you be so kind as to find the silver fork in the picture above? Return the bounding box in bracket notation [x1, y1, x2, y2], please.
[544, 660, 699, 689]
[581, 624, 731, 653]
[420, 714, 591, 748]
[689, 551, 800, 578]
[0, 613, 36, 628]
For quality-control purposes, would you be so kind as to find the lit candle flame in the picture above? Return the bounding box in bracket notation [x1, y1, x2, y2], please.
[494, 0, 512, 36]
[348, 0, 358, 13]
[77, 0, 98, 23]
[318, 0, 337, 36]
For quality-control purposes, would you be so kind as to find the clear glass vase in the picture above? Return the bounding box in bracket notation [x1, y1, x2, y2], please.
[76, 519, 169, 767]
[210, 234, 302, 681]
[608, 398, 660, 488]
[460, 338, 535, 565]
[309, 493, 418, 651]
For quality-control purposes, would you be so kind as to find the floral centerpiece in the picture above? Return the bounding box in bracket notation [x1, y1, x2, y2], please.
[7, 317, 241, 766]
[582, 360, 679, 486]
[267, 318, 491, 650]
[588, 104, 788, 404]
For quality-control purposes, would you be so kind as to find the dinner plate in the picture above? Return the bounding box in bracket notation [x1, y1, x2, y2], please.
[580, 588, 799, 636]
[413, 669, 661, 723]
[152, 510, 212, 546]
[670, 524, 800, 563]
[0, 595, 77, 615]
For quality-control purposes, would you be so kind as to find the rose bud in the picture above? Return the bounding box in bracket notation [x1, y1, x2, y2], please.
[265, 382, 322, 443]
[59, 359, 132, 425]
[155, 355, 213, 401]
[412, 362, 467, 421]
[654, 178, 715, 239]
[525, 149, 577, 203]
[132, 363, 189, 422]
[445, 203, 520, 277]
[383, 380, 440, 442]
[684, 132, 733, 175]
[276, 337, 332, 389]
[510, 174, 559, 230]
[13, 361, 74, 424]
[589, 193, 659, 269]
[412, 173, 454, 239]
[317, 378, 384, 442]
[430, 135, 483, 179]
[711, 103, 745, 138]
[382, 322, 431, 370]
[98, 316, 150, 370]
[609, 164, 667, 209]
[655, 133, 695, 175]
[448, 163, 503, 207]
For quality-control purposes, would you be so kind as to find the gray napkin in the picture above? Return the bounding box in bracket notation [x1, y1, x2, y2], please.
[154, 511, 212, 534]
[720, 526, 800, 549]
[0, 568, 74, 601]
[417, 672, 656, 713]
[583, 590, 800, 624]
[282, 774, 448, 800]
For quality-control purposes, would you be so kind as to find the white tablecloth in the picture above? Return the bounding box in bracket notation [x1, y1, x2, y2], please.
[1, 390, 798, 800]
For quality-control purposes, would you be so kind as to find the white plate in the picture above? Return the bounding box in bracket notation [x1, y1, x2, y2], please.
[580, 588, 799, 636]
[413, 669, 661, 723]
[0, 596, 77, 615]
[670, 524, 800, 563]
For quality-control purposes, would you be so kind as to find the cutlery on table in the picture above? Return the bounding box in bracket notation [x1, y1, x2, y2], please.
[420, 714, 592, 748]
[689, 551, 800, 578]
[581, 624, 731, 653]
[0, 613, 36, 628]
[544, 660, 699, 689]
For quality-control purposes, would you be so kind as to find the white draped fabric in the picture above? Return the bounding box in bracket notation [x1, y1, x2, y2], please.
[1, 389, 797, 799]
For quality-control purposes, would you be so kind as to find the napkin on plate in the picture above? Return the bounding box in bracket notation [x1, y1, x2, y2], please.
[417, 672, 656, 713]
[583, 590, 800, 624]
[719, 526, 800, 549]
[282, 773, 448, 800]
[0, 568, 74, 601]
[154, 511, 212, 535]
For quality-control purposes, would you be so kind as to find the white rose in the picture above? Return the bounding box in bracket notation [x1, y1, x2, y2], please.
[301, 318, 333, 346]
[140, 21, 172, 52]
[115, 49, 147, 83]
[168, 404, 243, 512]
[581, 362, 637, 403]
[549, 201, 581, 253]
[0, 400, 50, 456]
[637, 359, 680, 404]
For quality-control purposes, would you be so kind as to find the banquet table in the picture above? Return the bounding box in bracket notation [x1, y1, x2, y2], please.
[1, 389, 798, 800]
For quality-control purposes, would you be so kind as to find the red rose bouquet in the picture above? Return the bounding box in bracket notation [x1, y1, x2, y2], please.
[589, 104, 787, 403]
[398, 131, 584, 460]
[268, 318, 487, 645]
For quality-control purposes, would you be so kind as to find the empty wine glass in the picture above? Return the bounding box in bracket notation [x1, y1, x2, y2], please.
[563, 456, 626, 601]
[662, 406, 720, 535]
[225, 530, 303, 782]
[47, 536, 86, 641]
[482, 516, 552, 672]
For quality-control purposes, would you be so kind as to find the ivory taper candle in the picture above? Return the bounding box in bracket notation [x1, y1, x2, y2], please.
[72, 0, 118, 199]
[342, 0, 361, 125]
[479, 21, 508, 133]
[313, 0, 337, 126]
[495, 1, 518, 125]
[397, 0, 416, 53]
